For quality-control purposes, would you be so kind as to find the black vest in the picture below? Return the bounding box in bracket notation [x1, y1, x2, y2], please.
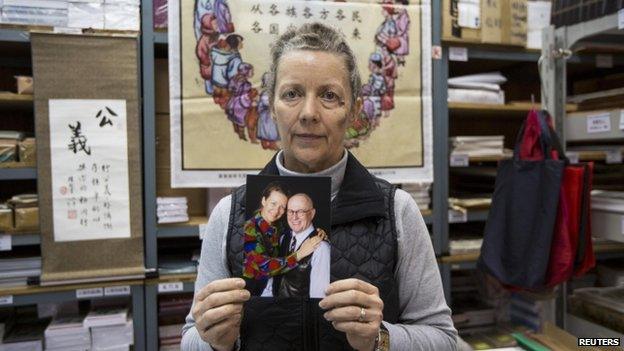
[226, 153, 399, 351]
[275, 230, 314, 298]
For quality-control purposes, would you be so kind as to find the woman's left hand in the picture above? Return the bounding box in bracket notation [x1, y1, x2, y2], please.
[319, 279, 383, 351]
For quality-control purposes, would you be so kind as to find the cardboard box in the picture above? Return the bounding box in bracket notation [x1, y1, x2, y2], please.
[443, 0, 527, 46]
[18, 137, 36, 164]
[14, 207, 38, 231]
[0, 205, 13, 232]
[14, 75, 33, 95]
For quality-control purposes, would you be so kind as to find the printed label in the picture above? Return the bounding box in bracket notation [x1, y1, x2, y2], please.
[586, 114, 611, 133]
[104, 285, 131, 296]
[449, 47, 468, 62]
[76, 287, 104, 299]
[0, 295, 13, 305]
[606, 150, 623, 164]
[158, 282, 183, 293]
[0, 235, 11, 251]
[450, 154, 469, 167]
[566, 152, 579, 164]
[448, 209, 468, 223]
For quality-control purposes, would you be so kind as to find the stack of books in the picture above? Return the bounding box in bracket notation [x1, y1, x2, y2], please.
[83, 308, 133, 351]
[450, 136, 505, 158]
[448, 72, 506, 105]
[44, 316, 90, 351]
[401, 183, 431, 211]
[157, 197, 189, 224]
[0, 255, 41, 288]
[159, 295, 192, 351]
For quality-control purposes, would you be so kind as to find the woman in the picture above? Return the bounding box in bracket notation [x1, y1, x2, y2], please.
[182, 23, 456, 351]
[242, 182, 323, 296]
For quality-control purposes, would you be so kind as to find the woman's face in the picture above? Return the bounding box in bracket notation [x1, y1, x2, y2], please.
[260, 190, 288, 224]
[272, 50, 361, 173]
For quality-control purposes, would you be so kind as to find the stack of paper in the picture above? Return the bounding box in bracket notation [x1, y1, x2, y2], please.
[157, 197, 189, 224]
[591, 190, 624, 212]
[0, 317, 49, 351]
[0, 0, 68, 27]
[450, 135, 505, 158]
[44, 316, 90, 351]
[83, 308, 132, 351]
[0, 256, 41, 288]
[448, 72, 507, 105]
[158, 323, 183, 351]
[0, 0, 139, 30]
[401, 183, 431, 211]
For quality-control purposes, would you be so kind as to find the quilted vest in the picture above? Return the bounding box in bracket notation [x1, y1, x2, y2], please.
[226, 153, 399, 351]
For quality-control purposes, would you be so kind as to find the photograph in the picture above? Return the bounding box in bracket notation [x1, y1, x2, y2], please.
[243, 175, 331, 298]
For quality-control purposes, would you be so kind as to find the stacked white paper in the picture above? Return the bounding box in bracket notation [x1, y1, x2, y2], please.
[526, 1, 552, 49]
[0, 0, 139, 30]
[0, 341, 43, 351]
[91, 318, 133, 351]
[0, 0, 68, 27]
[450, 136, 505, 157]
[401, 183, 431, 211]
[0, 256, 41, 288]
[157, 197, 189, 224]
[448, 72, 507, 105]
[68, 1, 104, 29]
[44, 316, 90, 351]
[591, 190, 624, 212]
[83, 308, 128, 329]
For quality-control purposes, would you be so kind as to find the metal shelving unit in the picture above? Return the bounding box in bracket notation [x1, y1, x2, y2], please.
[1, 282, 145, 350]
[6, 233, 40, 246]
[0, 27, 30, 42]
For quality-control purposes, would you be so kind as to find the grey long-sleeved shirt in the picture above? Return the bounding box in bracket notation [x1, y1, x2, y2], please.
[181, 152, 457, 351]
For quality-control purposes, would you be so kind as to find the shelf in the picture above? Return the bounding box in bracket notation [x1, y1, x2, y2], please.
[0, 167, 37, 180]
[439, 241, 624, 264]
[565, 314, 622, 339]
[157, 216, 207, 238]
[0, 27, 30, 43]
[2, 233, 40, 246]
[449, 101, 578, 117]
[146, 273, 196, 294]
[421, 209, 432, 225]
[0, 92, 33, 109]
[0, 279, 144, 306]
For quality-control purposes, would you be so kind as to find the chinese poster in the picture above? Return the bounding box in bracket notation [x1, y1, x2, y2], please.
[169, 0, 432, 187]
[49, 99, 131, 242]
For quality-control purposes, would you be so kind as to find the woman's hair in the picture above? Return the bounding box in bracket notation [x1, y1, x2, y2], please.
[267, 22, 362, 110]
[260, 181, 289, 202]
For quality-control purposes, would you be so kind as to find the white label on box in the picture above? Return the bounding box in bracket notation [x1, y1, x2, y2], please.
[450, 154, 469, 167]
[458, 0, 481, 29]
[596, 55, 613, 68]
[619, 9, 624, 30]
[586, 113, 611, 133]
[0, 295, 13, 305]
[158, 282, 183, 293]
[0, 235, 11, 251]
[449, 47, 468, 62]
[620, 110, 624, 130]
[566, 152, 579, 164]
[104, 285, 131, 296]
[606, 150, 623, 164]
[76, 287, 104, 299]
[448, 209, 468, 223]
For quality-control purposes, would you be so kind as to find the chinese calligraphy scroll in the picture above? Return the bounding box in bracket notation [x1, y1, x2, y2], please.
[32, 33, 144, 284]
[169, 0, 433, 187]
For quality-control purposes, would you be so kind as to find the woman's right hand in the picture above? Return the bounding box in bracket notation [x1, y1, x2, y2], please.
[296, 235, 324, 261]
[192, 278, 250, 351]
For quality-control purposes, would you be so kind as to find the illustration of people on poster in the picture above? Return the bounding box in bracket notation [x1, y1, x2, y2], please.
[169, 0, 432, 187]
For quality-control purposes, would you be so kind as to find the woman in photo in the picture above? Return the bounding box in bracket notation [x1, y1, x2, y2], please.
[242, 182, 324, 296]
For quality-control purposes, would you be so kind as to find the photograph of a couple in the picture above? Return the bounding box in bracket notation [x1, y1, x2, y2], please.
[243, 175, 331, 298]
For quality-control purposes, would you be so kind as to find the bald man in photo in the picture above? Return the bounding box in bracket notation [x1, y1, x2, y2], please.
[275, 193, 330, 298]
